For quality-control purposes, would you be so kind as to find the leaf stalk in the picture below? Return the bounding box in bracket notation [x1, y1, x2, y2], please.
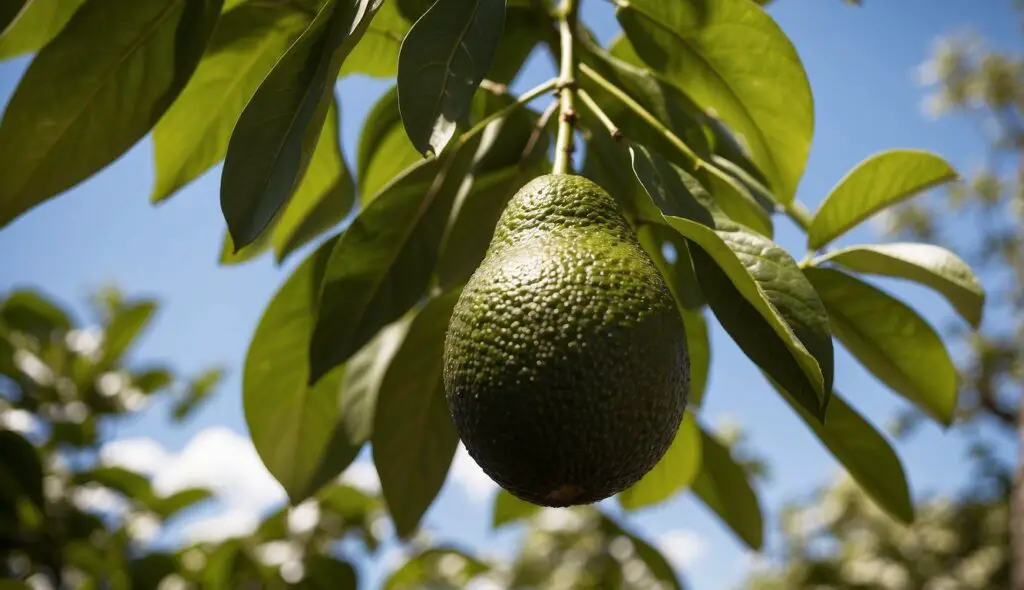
[552, 0, 581, 175]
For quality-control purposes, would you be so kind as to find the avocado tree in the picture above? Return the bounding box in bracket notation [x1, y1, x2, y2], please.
[0, 0, 989, 587]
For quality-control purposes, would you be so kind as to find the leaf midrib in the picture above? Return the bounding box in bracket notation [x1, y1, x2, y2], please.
[625, 3, 785, 196]
[15, 0, 184, 199]
[424, 0, 486, 145]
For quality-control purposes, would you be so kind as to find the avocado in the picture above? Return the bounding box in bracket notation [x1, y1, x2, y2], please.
[443, 174, 690, 507]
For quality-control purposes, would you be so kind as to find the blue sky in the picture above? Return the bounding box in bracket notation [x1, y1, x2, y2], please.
[1, 1, 1022, 588]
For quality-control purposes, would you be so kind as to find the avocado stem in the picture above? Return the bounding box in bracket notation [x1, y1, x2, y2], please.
[457, 77, 558, 149]
[553, 0, 581, 175]
[578, 61, 821, 236]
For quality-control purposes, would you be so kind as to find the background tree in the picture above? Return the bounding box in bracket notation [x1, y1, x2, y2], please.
[0, 0, 1003, 588]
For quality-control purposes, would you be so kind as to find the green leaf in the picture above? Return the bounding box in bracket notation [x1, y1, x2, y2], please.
[619, 411, 701, 510]
[310, 137, 481, 383]
[221, 0, 383, 249]
[147, 488, 212, 519]
[492, 489, 541, 528]
[130, 553, 178, 590]
[0, 0, 85, 59]
[0, 289, 72, 337]
[99, 300, 157, 369]
[804, 267, 957, 425]
[630, 144, 833, 418]
[132, 367, 173, 393]
[681, 309, 710, 408]
[339, 0, 410, 78]
[271, 95, 355, 262]
[219, 226, 275, 266]
[691, 425, 762, 550]
[770, 380, 914, 524]
[171, 367, 225, 421]
[702, 163, 774, 238]
[373, 291, 462, 538]
[357, 86, 423, 204]
[244, 237, 362, 503]
[151, 2, 310, 202]
[599, 514, 682, 590]
[808, 149, 958, 249]
[0, 0, 223, 228]
[813, 243, 984, 327]
[317, 483, 379, 520]
[335, 320, 410, 454]
[385, 548, 489, 590]
[0, 430, 44, 510]
[302, 555, 357, 590]
[617, 0, 813, 202]
[397, 0, 506, 155]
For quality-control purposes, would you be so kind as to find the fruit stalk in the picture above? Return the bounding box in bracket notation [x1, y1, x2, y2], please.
[553, 0, 581, 175]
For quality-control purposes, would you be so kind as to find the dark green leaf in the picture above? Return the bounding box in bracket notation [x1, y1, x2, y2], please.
[0, 0, 85, 59]
[599, 514, 683, 590]
[219, 226, 275, 266]
[492, 489, 541, 529]
[130, 553, 178, 590]
[691, 425, 763, 550]
[271, 95, 355, 262]
[397, 0, 506, 155]
[619, 411, 701, 510]
[151, 2, 310, 202]
[703, 160, 774, 237]
[244, 236, 361, 503]
[813, 243, 984, 328]
[0, 0, 223, 228]
[0, 1, 26, 36]
[617, 0, 813, 202]
[78, 466, 154, 504]
[221, 0, 383, 248]
[302, 554, 357, 590]
[0, 289, 72, 337]
[373, 291, 462, 537]
[310, 137, 480, 383]
[804, 267, 957, 425]
[147, 488, 212, 519]
[132, 367, 173, 393]
[385, 547, 489, 590]
[637, 223, 704, 311]
[630, 145, 833, 418]
[808, 150, 958, 249]
[99, 300, 157, 369]
[0, 430, 44, 509]
[486, 5, 544, 84]
[357, 86, 423, 204]
[769, 380, 915, 524]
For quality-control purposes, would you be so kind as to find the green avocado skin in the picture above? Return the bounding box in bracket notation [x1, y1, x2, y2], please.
[443, 174, 690, 507]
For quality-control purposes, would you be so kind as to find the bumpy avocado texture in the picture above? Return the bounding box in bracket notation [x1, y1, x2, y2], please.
[442, 174, 690, 507]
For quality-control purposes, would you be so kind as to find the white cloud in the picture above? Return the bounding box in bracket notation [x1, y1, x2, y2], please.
[71, 483, 128, 515]
[100, 437, 169, 476]
[339, 460, 381, 494]
[449, 445, 497, 503]
[657, 530, 704, 570]
[150, 427, 285, 512]
[99, 428, 287, 545]
[183, 508, 259, 544]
